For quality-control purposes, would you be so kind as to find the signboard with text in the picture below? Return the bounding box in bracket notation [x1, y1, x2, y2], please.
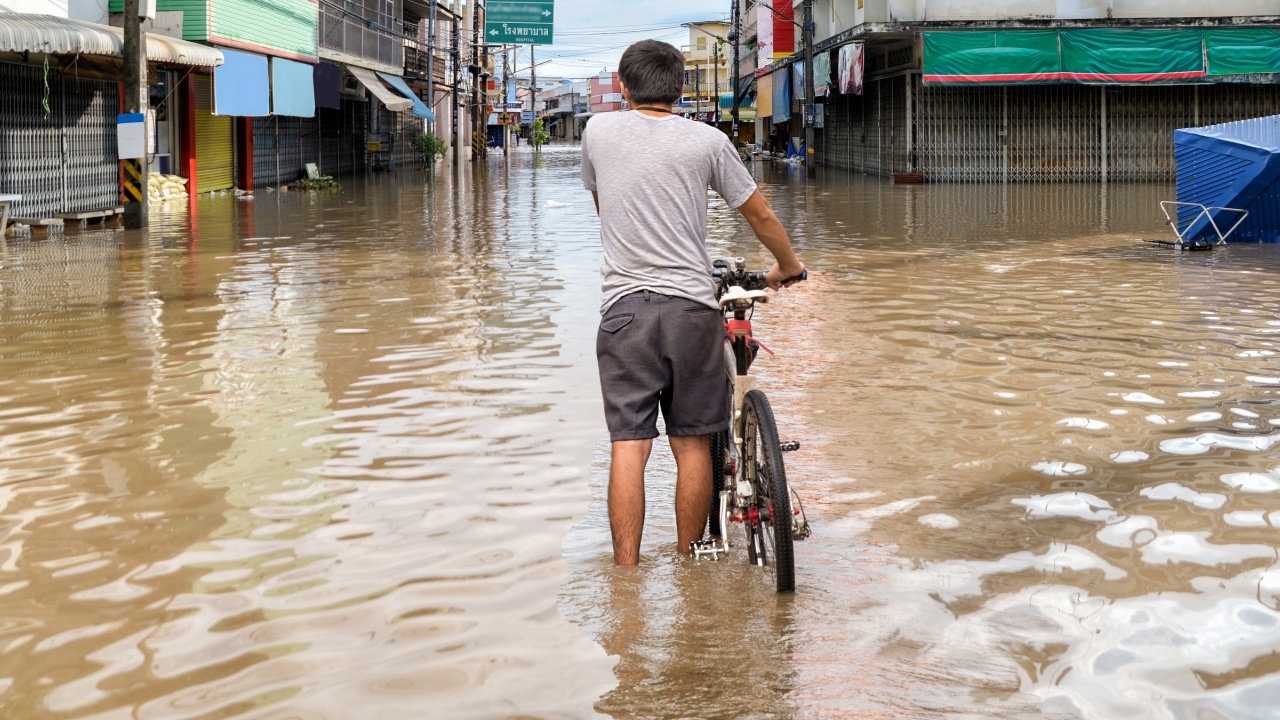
[486, 0, 554, 45]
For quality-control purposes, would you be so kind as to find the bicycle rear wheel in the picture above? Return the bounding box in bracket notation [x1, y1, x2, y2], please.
[741, 389, 795, 593]
[706, 430, 728, 539]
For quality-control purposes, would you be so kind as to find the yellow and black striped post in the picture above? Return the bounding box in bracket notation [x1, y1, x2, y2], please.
[472, 131, 485, 159]
[121, 158, 144, 203]
[120, 157, 148, 228]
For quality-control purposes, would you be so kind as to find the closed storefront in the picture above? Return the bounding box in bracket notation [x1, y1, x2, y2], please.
[194, 75, 234, 192]
[0, 61, 120, 218]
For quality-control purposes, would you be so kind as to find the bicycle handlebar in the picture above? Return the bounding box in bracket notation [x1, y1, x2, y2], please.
[713, 263, 807, 299]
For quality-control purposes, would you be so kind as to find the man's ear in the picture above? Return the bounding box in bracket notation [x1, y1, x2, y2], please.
[619, 80, 631, 105]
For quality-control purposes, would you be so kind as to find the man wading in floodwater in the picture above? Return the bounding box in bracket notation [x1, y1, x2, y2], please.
[581, 40, 806, 565]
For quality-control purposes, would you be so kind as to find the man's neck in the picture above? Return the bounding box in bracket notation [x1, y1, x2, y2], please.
[632, 104, 675, 118]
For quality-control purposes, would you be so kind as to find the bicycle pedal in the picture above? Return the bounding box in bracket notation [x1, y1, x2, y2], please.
[779, 441, 801, 452]
[690, 539, 726, 560]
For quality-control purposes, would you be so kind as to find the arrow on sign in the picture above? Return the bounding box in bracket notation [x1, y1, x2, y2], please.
[490, 29, 498, 35]
[542, 9, 551, 15]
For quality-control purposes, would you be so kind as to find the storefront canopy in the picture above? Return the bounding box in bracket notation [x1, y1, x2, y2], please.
[214, 49, 270, 116]
[347, 66, 412, 112]
[924, 27, 1280, 85]
[0, 13, 223, 66]
[272, 57, 315, 117]
[377, 72, 436, 121]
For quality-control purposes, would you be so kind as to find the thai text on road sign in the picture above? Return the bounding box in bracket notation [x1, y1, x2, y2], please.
[485, 0, 554, 45]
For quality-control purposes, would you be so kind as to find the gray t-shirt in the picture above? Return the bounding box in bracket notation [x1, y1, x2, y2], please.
[581, 111, 757, 313]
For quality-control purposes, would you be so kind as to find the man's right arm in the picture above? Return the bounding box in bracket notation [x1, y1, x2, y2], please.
[736, 190, 806, 289]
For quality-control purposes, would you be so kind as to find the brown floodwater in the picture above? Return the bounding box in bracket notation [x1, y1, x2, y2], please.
[2, 147, 1279, 719]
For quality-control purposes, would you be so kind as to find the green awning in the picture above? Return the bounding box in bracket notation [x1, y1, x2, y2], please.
[924, 27, 1280, 85]
[1060, 29, 1204, 82]
[923, 31, 1061, 83]
[1205, 28, 1280, 76]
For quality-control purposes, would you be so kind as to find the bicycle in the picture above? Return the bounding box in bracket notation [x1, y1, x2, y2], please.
[690, 258, 811, 593]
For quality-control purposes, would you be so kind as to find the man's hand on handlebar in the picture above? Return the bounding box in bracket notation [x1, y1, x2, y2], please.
[766, 262, 807, 291]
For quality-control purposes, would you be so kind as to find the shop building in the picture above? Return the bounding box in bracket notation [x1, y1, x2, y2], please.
[0, 11, 221, 219]
[740, 0, 1280, 182]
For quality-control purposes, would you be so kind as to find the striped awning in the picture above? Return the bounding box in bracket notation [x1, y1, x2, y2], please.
[0, 13, 223, 67]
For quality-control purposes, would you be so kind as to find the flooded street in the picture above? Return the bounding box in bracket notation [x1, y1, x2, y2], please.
[2, 146, 1279, 719]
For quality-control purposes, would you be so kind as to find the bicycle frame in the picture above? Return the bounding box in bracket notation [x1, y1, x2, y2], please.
[695, 259, 797, 561]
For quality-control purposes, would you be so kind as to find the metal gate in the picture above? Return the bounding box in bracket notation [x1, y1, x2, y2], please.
[194, 74, 234, 193]
[820, 76, 1280, 183]
[0, 61, 120, 218]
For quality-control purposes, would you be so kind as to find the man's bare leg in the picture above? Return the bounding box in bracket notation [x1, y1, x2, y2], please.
[609, 439, 653, 565]
[669, 434, 712, 556]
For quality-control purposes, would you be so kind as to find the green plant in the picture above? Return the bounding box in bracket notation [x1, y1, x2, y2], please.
[412, 133, 449, 161]
[531, 118, 549, 150]
[288, 174, 340, 191]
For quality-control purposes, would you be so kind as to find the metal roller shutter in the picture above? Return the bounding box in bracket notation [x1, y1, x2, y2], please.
[194, 74, 234, 193]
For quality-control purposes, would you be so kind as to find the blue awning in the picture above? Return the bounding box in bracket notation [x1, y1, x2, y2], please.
[377, 72, 436, 121]
[272, 57, 315, 117]
[214, 48, 269, 116]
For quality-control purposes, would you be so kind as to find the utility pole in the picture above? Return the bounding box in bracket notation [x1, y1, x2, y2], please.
[802, 0, 816, 178]
[471, 1, 482, 161]
[426, 0, 436, 143]
[530, 44, 537, 152]
[713, 40, 720, 127]
[730, 0, 740, 145]
[452, 13, 460, 167]
[122, 0, 149, 229]
[503, 47, 510, 156]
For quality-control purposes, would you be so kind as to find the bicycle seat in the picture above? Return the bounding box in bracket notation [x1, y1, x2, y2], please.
[718, 285, 768, 308]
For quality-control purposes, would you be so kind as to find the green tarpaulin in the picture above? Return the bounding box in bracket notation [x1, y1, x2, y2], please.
[924, 27, 1280, 85]
[1060, 29, 1203, 81]
[922, 31, 1061, 82]
[1205, 28, 1280, 76]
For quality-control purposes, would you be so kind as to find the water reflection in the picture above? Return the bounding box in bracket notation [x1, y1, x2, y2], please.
[2, 147, 1279, 719]
[0, 156, 613, 717]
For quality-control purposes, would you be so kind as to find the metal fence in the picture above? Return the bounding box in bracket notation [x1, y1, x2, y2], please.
[253, 100, 371, 188]
[0, 61, 120, 218]
[819, 76, 1280, 183]
[319, 0, 404, 70]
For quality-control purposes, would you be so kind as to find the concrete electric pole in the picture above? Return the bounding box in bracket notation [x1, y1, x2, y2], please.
[426, 0, 436, 145]
[802, 0, 816, 178]
[452, 15, 460, 167]
[122, 0, 149, 228]
[730, 0, 740, 145]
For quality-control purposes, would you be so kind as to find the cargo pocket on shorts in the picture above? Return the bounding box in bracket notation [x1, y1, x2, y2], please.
[600, 314, 634, 333]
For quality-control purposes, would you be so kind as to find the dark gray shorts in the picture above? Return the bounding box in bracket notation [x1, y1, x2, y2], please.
[596, 291, 730, 442]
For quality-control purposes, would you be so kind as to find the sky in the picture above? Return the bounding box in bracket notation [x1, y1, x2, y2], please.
[507, 0, 732, 81]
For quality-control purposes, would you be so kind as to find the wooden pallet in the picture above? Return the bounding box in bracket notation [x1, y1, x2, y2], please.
[57, 207, 124, 229]
[7, 217, 65, 237]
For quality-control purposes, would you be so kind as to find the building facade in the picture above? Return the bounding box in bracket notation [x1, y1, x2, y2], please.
[743, 0, 1280, 181]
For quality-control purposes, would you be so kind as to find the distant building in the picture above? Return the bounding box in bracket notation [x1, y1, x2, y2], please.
[588, 72, 624, 115]
[681, 21, 732, 125]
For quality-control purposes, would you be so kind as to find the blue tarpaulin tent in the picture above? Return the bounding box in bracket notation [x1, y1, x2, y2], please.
[1175, 114, 1280, 243]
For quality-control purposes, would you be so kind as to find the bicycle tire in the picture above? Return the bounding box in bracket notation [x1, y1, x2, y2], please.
[707, 430, 728, 539]
[742, 389, 795, 593]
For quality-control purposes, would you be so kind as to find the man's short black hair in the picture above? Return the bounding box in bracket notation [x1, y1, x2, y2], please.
[618, 40, 685, 106]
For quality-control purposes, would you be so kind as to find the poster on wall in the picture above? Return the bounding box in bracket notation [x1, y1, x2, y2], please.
[814, 50, 831, 96]
[838, 43, 865, 95]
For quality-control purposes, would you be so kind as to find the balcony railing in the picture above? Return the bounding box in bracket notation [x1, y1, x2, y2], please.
[320, 2, 403, 69]
[404, 45, 448, 84]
